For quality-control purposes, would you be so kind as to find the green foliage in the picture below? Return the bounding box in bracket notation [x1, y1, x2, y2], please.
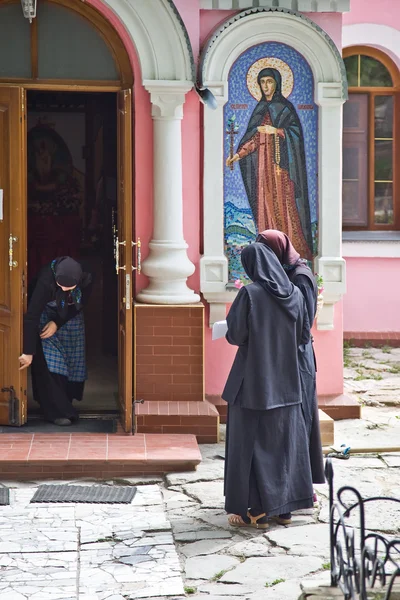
[265, 578, 286, 587]
[184, 586, 197, 595]
[212, 570, 227, 581]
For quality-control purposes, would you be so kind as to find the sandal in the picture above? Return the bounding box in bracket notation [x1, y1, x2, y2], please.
[228, 511, 269, 529]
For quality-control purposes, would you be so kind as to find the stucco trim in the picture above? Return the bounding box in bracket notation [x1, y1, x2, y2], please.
[199, 8, 347, 329]
[101, 0, 195, 81]
[343, 23, 400, 63]
[200, 0, 350, 12]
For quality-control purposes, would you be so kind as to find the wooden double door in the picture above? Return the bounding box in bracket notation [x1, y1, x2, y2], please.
[0, 86, 135, 432]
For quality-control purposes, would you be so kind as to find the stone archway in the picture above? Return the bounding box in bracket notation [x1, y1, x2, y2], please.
[199, 8, 348, 329]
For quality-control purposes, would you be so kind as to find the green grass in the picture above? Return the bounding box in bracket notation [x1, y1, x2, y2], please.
[381, 345, 392, 354]
[184, 586, 197, 595]
[322, 561, 331, 570]
[265, 578, 286, 587]
[362, 350, 373, 359]
[388, 363, 400, 374]
[212, 570, 227, 581]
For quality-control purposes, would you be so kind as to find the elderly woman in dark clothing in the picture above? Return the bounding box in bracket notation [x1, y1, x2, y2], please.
[223, 243, 314, 529]
[256, 229, 325, 491]
[19, 257, 92, 426]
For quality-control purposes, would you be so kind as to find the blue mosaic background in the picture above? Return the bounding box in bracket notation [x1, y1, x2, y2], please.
[224, 42, 318, 281]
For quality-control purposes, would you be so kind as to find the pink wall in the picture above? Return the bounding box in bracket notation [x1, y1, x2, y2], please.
[344, 0, 399, 27]
[344, 257, 400, 333]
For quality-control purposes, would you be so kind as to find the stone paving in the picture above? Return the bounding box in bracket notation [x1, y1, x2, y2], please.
[0, 347, 399, 600]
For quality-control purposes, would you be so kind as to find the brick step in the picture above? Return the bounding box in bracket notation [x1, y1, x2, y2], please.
[344, 331, 400, 347]
[207, 396, 334, 446]
[318, 394, 361, 420]
[0, 433, 201, 481]
[135, 401, 220, 443]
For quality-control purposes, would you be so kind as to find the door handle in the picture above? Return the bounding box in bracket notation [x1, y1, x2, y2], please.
[9, 234, 18, 270]
[115, 238, 126, 273]
[132, 238, 141, 275]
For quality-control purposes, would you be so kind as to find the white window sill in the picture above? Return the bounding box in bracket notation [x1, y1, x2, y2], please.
[343, 232, 400, 257]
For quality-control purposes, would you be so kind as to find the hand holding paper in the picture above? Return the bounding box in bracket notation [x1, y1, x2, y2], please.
[212, 320, 228, 341]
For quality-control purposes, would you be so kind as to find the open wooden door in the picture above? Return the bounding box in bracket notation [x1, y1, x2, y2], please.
[0, 87, 27, 426]
[116, 89, 133, 433]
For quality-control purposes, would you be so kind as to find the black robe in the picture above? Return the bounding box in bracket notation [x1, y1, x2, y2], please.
[287, 264, 325, 484]
[223, 243, 314, 516]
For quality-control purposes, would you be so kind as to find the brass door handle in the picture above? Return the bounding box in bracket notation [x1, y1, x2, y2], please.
[132, 238, 141, 275]
[115, 239, 126, 273]
[9, 234, 18, 271]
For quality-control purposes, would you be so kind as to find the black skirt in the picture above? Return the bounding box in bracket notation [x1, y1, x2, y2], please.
[224, 402, 314, 517]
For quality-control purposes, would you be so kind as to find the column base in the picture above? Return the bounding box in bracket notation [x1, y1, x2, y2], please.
[138, 241, 200, 305]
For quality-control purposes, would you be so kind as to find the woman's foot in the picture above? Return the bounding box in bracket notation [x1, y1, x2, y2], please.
[53, 418, 72, 426]
[313, 491, 319, 508]
[271, 513, 292, 525]
[228, 511, 269, 529]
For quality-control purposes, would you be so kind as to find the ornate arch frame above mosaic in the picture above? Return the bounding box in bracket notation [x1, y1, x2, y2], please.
[224, 43, 318, 282]
[199, 8, 347, 328]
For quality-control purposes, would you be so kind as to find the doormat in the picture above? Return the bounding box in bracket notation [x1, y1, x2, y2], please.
[31, 484, 137, 504]
[0, 419, 116, 434]
[0, 488, 10, 506]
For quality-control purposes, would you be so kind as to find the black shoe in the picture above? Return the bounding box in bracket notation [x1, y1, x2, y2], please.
[272, 513, 292, 525]
[53, 418, 72, 426]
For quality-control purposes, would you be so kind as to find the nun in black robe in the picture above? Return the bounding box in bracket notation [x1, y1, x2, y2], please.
[19, 257, 92, 425]
[223, 243, 314, 528]
[257, 229, 325, 486]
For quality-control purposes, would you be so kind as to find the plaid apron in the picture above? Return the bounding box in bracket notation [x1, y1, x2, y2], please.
[40, 301, 87, 382]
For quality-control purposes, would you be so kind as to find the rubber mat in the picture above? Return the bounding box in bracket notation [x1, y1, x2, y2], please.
[31, 484, 137, 504]
[0, 488, 10, 506]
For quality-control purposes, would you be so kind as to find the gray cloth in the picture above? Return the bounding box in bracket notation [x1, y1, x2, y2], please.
[222, 244, 310, 411]
[224, 402, 314, 516]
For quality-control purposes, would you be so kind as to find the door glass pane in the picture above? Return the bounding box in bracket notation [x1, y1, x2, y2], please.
[375, 140, 393, 181]
[344, 55, 358, 87]
[375, 182, 393, 224]
[342, 95, 368, 227]
[375, 96, 393, 138]
[38, 2, 118, 80]
[360, 56, 392, 87]
[0, 5, 31, 78]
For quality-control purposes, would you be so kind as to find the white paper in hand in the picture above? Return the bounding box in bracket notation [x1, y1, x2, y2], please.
[212, 320, 228, 341]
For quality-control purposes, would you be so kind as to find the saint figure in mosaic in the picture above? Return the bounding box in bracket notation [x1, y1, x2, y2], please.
[226, 66, 313, 260]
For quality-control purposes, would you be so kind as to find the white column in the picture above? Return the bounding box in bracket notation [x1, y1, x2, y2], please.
[137, 81, 200, 304]
[315, 83, 346, 330]
[199, 84, 230, 325]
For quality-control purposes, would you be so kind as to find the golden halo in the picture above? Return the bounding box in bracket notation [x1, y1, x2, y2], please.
[246, 58, 294, 100]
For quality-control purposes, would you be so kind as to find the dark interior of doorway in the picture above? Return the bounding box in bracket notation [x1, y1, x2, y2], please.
[27, 90, 119, 420]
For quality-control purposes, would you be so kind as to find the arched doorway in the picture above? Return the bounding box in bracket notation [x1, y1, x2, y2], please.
[0, 0, 135, 431]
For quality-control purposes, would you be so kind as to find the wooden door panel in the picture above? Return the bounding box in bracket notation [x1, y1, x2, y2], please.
[0, 87, 27, 426]
[117, 88, 133, 433]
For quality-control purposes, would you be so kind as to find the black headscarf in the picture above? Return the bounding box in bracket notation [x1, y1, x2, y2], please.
[51, 257, 91, 319]
[241, 243, 301, 321]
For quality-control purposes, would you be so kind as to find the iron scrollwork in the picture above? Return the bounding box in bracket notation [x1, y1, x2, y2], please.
[326, 457, 400, 600]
